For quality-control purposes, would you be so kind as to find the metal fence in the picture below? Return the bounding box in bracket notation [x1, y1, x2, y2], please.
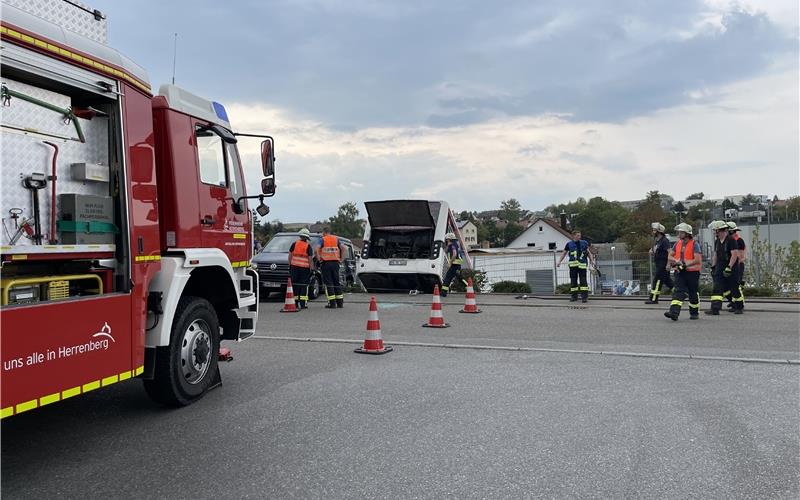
[473, 251, 693, 296]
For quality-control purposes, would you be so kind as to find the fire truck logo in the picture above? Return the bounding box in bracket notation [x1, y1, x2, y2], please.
[270, 263, 277, 270]
[92, 322, 116, 343]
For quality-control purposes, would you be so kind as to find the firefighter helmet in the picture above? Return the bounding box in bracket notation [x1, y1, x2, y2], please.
[651, 222, 666, 233]
[726, 221, 740, 231]
[445, 232, 456, 240]
[708, 220, 728, 231]
[674, 222, 693, 235]
[298, 228, 311, 239]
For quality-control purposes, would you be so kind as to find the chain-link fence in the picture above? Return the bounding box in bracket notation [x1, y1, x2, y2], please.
[472, 250, 712, 296]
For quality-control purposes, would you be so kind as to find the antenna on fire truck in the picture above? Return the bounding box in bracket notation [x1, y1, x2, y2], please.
[171, 32, 178, 85]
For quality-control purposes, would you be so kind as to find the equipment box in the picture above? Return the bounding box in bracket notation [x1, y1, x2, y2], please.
[58, 194, 116, 244]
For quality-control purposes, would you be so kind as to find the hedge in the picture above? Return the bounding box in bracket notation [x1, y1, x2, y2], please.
[491, 281, 532, 294]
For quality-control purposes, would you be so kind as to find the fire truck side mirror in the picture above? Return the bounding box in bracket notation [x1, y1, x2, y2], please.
[256, 201, 270, 217]
[261, 139, 275, 177]
[261, 177, 275, 196]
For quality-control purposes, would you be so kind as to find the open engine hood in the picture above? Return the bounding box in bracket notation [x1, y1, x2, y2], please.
[364, 200, 436, 229]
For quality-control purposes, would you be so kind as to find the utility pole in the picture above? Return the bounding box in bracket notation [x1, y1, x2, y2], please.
[767, 197, 772, 266]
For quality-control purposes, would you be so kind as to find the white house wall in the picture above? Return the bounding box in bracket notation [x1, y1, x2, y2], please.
[507, 221, 570, 250]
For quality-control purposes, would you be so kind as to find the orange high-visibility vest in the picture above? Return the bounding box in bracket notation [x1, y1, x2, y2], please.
[320, 235, 341, 262]
[290, 240, 311, 268]
[674, 239, 701, 272]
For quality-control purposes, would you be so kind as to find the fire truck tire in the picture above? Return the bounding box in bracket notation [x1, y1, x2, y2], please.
[143, 296, 220, 406]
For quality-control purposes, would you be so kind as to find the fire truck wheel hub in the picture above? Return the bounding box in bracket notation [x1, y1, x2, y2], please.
[181, 319, 212, 385]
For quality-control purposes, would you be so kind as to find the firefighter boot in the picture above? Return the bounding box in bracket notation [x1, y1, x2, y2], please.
[336, 298, 344, 309]
[664, 301, 680, 321]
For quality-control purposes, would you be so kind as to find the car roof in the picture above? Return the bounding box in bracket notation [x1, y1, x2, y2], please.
[273, 232, 352, 244]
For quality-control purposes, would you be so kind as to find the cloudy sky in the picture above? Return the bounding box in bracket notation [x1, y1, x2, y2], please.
[95, 0, 799, 222]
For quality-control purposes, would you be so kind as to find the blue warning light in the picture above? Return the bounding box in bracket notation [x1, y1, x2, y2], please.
[212, 101, 229, 123]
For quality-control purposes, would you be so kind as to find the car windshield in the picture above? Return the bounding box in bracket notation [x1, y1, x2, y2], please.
[263, 235, 298, 253]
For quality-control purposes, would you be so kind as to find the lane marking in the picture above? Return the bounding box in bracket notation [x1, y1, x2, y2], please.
[341, 299, 799, 314]
[252, 335, 800, 365]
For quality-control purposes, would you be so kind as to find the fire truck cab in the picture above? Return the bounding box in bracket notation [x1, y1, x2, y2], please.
[0, 0, 274, 416]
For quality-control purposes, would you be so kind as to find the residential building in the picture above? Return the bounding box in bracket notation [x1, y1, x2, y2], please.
[456, 220, 479, 248]
[506, 218, 572, 251]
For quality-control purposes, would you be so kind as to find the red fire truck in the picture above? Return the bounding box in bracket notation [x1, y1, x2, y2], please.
[1, 0, 274, 416]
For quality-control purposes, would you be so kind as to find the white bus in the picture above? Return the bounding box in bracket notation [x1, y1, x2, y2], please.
[357, 200, 470, 293]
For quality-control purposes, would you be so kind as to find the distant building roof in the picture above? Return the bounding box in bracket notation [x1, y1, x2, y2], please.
[456, 220, 474, 229]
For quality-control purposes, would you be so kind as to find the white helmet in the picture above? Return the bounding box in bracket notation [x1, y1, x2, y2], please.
[445, 232, 456, 240]
[726, 221, 740, 231]
[708, 220, 728, 231]
[651, 222, 665, 233]
[298, 228, 311, 239]
[674, 222, 693, 235]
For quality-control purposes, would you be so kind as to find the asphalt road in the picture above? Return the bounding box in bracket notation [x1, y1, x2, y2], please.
[258, 293, 800, 361]
[2, 294, 798, 499]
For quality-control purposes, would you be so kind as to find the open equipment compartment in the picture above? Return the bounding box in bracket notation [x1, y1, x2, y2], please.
[0, 40, 129, 306]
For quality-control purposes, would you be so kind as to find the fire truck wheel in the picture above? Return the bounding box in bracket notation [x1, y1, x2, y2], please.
[144, 296, 220, 406]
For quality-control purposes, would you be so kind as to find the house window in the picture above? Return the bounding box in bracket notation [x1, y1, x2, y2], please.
[527, 243, 536, 247]
[548, 242, 557, 250]
[538, 226, 543, 232]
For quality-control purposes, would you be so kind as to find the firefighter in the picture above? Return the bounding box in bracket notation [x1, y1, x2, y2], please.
[317, 227, 346, 309]
[441, 232, 464, 297]
[706, 220, 742, 315]
[288, 228, 314, 309]
[557, 230, 593, 302]
[664, 223, 702, 321]
[645, 222, 673, 304]
[726, 221, 746, 311]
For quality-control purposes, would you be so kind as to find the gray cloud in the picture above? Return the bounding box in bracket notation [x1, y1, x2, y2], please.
[95, 0, 796, 129]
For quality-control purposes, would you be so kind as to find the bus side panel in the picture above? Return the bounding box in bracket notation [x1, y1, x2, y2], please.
[122, 84, 160, 373]
[1, 295, 134, 417]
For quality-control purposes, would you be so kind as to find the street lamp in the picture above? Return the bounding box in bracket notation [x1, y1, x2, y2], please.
[611, 245, 617, 285]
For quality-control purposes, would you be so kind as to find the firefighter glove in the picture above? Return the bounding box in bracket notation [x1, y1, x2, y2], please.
[723, 266, 732, 277]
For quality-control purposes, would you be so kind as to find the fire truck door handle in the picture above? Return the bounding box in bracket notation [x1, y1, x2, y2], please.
[200, 216, 215, 226]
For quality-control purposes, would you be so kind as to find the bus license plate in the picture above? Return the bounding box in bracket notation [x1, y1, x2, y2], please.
[389, 260, 407, 266]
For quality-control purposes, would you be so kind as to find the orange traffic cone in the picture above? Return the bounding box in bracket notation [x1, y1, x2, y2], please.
[459, 278, 482, 314]
[280, 278, 299, 313]
[355, 297, 393, 355]
[423, 285, 450, 328]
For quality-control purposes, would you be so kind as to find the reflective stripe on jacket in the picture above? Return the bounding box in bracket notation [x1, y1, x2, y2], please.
[290, 240, 311, 268]
[566, 240, 589, 268]
[320, 235, 341, 261]
[674, 238, 701, 272]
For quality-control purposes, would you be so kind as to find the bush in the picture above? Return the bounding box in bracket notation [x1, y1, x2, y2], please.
[743, 287, 776, 297]
[491, 281, 531, 294]
[450, 269, 488, 293]
[698, 284, 714, 297]
[555, 283, 571, 295]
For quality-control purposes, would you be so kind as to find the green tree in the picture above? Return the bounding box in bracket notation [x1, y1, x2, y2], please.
[546, 198, 587, 220]
[786, 241, 800, 285]
[747, 226, 789, 290]
[740, 193, 760, 206]
[686, 192, 704, 200]
[328, 202, 363, 239]
[621, 191, 669, 254]
[499, 199, 523, 222]
[572, 197, 629, 243]
[503, 222, 525, 246]
[722, 198, 739, 210]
